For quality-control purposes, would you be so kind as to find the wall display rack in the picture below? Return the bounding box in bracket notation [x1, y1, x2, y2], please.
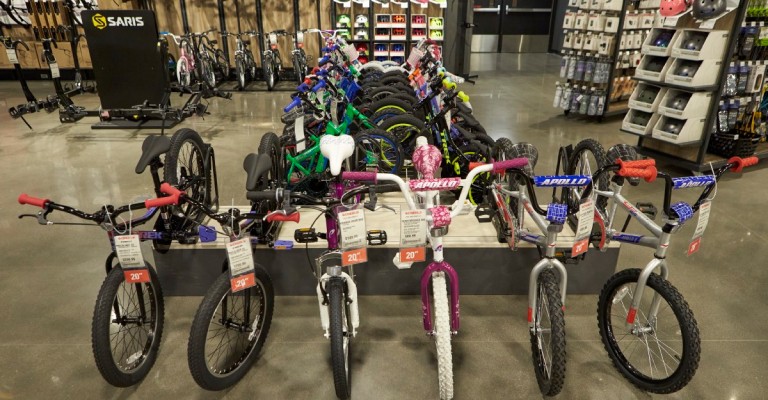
[626, 1, 768, 172]
[554, 0, 659, 120]
[330, 0, 445, 65]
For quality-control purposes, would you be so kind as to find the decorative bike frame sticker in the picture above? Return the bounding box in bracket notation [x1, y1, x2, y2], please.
[534, 175, 591, 187]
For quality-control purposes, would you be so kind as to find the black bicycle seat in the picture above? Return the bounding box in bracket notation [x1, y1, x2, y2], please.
[243, 152, 273, 191]
[135, 135, 171, 174]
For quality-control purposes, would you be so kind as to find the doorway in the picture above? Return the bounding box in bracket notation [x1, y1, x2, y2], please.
[470, 0, 553, 53]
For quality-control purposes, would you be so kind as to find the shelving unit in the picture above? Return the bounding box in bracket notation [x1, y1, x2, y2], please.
[554, 0, 658, 120]
[629, 2, 768, 171]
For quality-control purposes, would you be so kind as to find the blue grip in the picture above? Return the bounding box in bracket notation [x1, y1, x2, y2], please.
[316, 69, 329, 77]
[283, 97, 302, 113]
[318, 56, 330, 65]
[546, 203, 568, 225]
[297, 83, 309, 92]
[159, 31, 169, 35]
[671, 175, 716, 189]
[669, 202, 693, 224]
[312, 80, 327, 93]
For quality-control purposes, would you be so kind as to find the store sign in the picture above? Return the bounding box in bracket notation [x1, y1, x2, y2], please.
[92, 13, 145, 30]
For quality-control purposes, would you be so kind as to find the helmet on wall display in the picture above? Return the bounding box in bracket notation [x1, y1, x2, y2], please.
[645, 57, 667, 72]
[337, 14, 351, 27]
[659, 0, 691, 17]
[355, 15, 369, 27]
[662, 118, 685, 134]
[637, 87, 660, 104]
[692, 0, 727, 20]
[631, 111, 652, 126]
[668, 94, 691, 110]
[674, 61, 700, 77]
[682, 32, 708, 51]
[652, 30, 675, 47]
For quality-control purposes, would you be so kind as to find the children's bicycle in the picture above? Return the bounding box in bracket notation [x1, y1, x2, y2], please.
[343, 138, 528, 400]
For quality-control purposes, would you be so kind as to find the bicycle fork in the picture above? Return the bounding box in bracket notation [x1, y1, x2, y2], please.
[316, 254, 360, 338]
[420, 234, 460, 335]
[527, 228, 568, 330]
[625, 234, 671, 329]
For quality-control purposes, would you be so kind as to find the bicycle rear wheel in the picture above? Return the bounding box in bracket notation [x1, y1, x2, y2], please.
[264, 56, 276, 91]
[201, 55, 217, 87]
[377, 114, 427, 146]
[164, 128, 213, 232]
[432, 272, 453, 400]
[530, 269, 566, 396]
[565, 138, 609, 213]
[598, 269, 700, 393]
[187, 266, 274, 390]
[352, 129, 404, 174]
[235, 55, 246, 89]
[91, 265, 164, 387]
[328, 278, 352, 399]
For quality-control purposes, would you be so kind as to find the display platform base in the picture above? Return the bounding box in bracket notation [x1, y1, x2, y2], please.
[153, 199, 621, 297]
[91, 119, 181, 130]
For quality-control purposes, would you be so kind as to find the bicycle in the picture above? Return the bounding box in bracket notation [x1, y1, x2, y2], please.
[342, 138, 529, 399]
[262, 29, 290, 91]
[161, 32, 196, 87]
[577, 155, 759, 393]
[223, 31, 258, 90]
[292, 29, 309, 83]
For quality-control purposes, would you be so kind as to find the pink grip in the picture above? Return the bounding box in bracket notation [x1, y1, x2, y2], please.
[492, 158, 529, 173]
[267, 212, 300, 223]
[18, 193, 49, 208]
[342, 171, 377, 182]
[728, 156, 759, 173]
[430, 206, 451, 228]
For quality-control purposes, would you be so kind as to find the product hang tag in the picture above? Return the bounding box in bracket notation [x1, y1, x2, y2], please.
[330, 97, 339, 126]
[49, 62, 60, 79]
[572, 198, 595, 257]
[5, 49, 19, 64]
[400, 209, 427, 263]
[699, 18, 716, 30]
[339, 208, 368, 265]
[294, 115, 306, 152]
[687, 201, 711, 256]
[115, 234, 150, 283]
[227, 238, 256, 292]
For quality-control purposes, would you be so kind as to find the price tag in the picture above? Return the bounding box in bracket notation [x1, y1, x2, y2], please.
[339, 209, 366, 249]
[421, 1, 428, 8]
[294, 115, 306, 152]
[49, 62, 60, 79]
[5, 49, 19, 64]
[687, 201, 711, 256]
[439, 0, 447, 8]
[662, 15, 680, 28]
[399, 0, 408, 8]
[400, 247, 426, 263]
[400, 209, 427, 263]
[699, 18, 716, 30]
[342, 247, 368, 266]
[115, 235, 150, 283]
[572, 199, 595, 257]
[227, 238, 256, 292]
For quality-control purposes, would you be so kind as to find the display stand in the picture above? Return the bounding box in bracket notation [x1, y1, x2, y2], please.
[554, 0, 657, 120]
[628, 3, 768, 171]
[152, 198, 620, 297]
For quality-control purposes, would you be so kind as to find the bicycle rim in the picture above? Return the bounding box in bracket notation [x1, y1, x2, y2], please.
[109, 279, 159, 373]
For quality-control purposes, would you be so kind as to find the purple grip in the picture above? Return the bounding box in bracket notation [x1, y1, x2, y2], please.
[493, 158, 529, 173]
[342, 171, 377, 182]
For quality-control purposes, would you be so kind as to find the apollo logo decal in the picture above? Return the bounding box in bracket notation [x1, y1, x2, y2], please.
[93, 13, 145, 30]
[534, 175, 591, 187]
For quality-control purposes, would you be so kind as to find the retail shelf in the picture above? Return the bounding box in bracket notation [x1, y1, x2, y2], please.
[620, 128, 652, 138]
[632, 77, 718, 92]
[605, 101, 629, 117]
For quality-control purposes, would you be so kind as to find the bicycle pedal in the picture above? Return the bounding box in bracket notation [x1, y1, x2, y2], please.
[367, 230, 387, 246]
[294, 227, 318, 243]
[635, 202, 657, 220]
[474, 203, 493, 223]
[273, 240, 294, 250]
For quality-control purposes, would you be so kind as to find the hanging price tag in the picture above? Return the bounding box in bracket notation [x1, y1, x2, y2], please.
[687, 201, 711, 256]
[227, 238, 256, 292]
[115, 235, 150, 283]
[49, 62, 60, 79]
[294, 115, 306, 152]
[400, 209, 427, 262]
[342, 247, 368, 266]
[5, 49, 19, 64]
[339, 209, 368, 265]
[572, 199, 595, 257]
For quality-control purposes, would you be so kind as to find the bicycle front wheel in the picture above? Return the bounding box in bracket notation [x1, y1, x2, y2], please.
[598, 269, 700, 393]
[352, 129, 404, 174]
[530, 269, 566, 396]
[187, 266, 274, 390]
[432, 272, 454, 400]
[91, 265, 164, 387]
[328, 278, 352, 399]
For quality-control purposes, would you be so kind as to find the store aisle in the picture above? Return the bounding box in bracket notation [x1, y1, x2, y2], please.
[0, 53, 766, 399]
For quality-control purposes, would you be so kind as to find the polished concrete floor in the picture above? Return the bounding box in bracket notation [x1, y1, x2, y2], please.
[1, 53, 767, 399]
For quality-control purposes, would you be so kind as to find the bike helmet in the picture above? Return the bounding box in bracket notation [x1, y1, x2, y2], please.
[506, 143, 538, 176]
[681, 32, 708, 51]
[674, 61, 700, 77]
[375, 43, 388, 52]
[667, 94, 690, 110]
[662, 118, 684, 134]
[430, 30, 443, 40]
[631, 111, 652, 126]
[606, 144, 639, 163]
[637, 87, 660, 104]
[429, 18, 443, 29]
[659, 0, 691, 17]
[358, 55, 369, 64]
[355, 29, 369, 40]
[392, 43, 405, 52]
[356, 44, 369, 53]
[355, 15, 369, 27]
[337, 14, 351, 28]
[413, 15, 426, 25]
[692, 0, 727, 20]
[652, 30, 675, 47]
[645, 57, 667, 72]
[392, 15, 406, 24]
[413, 28, 426, 37]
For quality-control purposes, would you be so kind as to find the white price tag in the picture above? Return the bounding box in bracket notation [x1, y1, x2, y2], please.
[400, 209, 427, 248]
[572, 199, 595, 257]
[115, 235, 145, 269]
[50, 62, 60, 79]
[662, 15, 680, 28]
[699, 19, 716, 30]
[227, 238, 256, 292]
[687, 201, 711, 256]
[294, 115, 306, 152]
[400, 1, 408, 8]
[421, 1, 428, 8]
[339, 208, 367, 249]
[6, 49, 19, 64]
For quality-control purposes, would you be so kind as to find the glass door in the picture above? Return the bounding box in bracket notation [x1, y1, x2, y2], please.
[471, 0, 553, 53]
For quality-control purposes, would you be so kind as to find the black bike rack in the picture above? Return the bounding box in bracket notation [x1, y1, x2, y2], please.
[5, 38, 61, 129]
[60, 0, 97, 97]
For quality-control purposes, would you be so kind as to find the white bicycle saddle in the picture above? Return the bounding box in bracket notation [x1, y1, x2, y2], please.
[320, 135, 355, 176]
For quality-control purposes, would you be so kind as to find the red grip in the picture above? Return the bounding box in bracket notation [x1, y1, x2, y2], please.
[341, 171, 377, 182]
[266, 212, 300, 223]
[469, 162, 486, 171]
[492, 158, 529, 173]
[145, 196, 179, 208]
[618, 166, 657, 183]
[728, 156, 759, 173]
[616, 159, 656, 169]
[159, 182, 183, 197]
[18, 193, 49, 208]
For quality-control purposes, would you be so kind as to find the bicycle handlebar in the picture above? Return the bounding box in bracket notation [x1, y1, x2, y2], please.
[729, 156, 758, 173]
[18, 193, 49, 208]
[617, 167, 658, 183]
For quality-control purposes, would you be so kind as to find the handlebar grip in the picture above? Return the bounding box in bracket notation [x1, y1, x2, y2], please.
[312, 80, 327, 93]
[159, 182, 183, 197]
[318, 56, 330, 66]
[492, 158, 530, 173]
[283, 97, 302, 113]
[246, 190, 279, 202]
[616, 158, 656, 169]
[442, 78, 456, 91]
[617, 166, 657, 183]
[457, 91, 470, 103]
[468, 162, 486, 171]
[728, 156, 759, 173]
[342, 171, 377, 183]
[145, 195, 180, 208]
[18, 193, 49, 208]
[297, 82, 310, 92]
[266, 212, 300, 223]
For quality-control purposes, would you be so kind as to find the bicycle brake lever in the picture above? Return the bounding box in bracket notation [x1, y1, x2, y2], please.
[18, 211, 53, 225]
